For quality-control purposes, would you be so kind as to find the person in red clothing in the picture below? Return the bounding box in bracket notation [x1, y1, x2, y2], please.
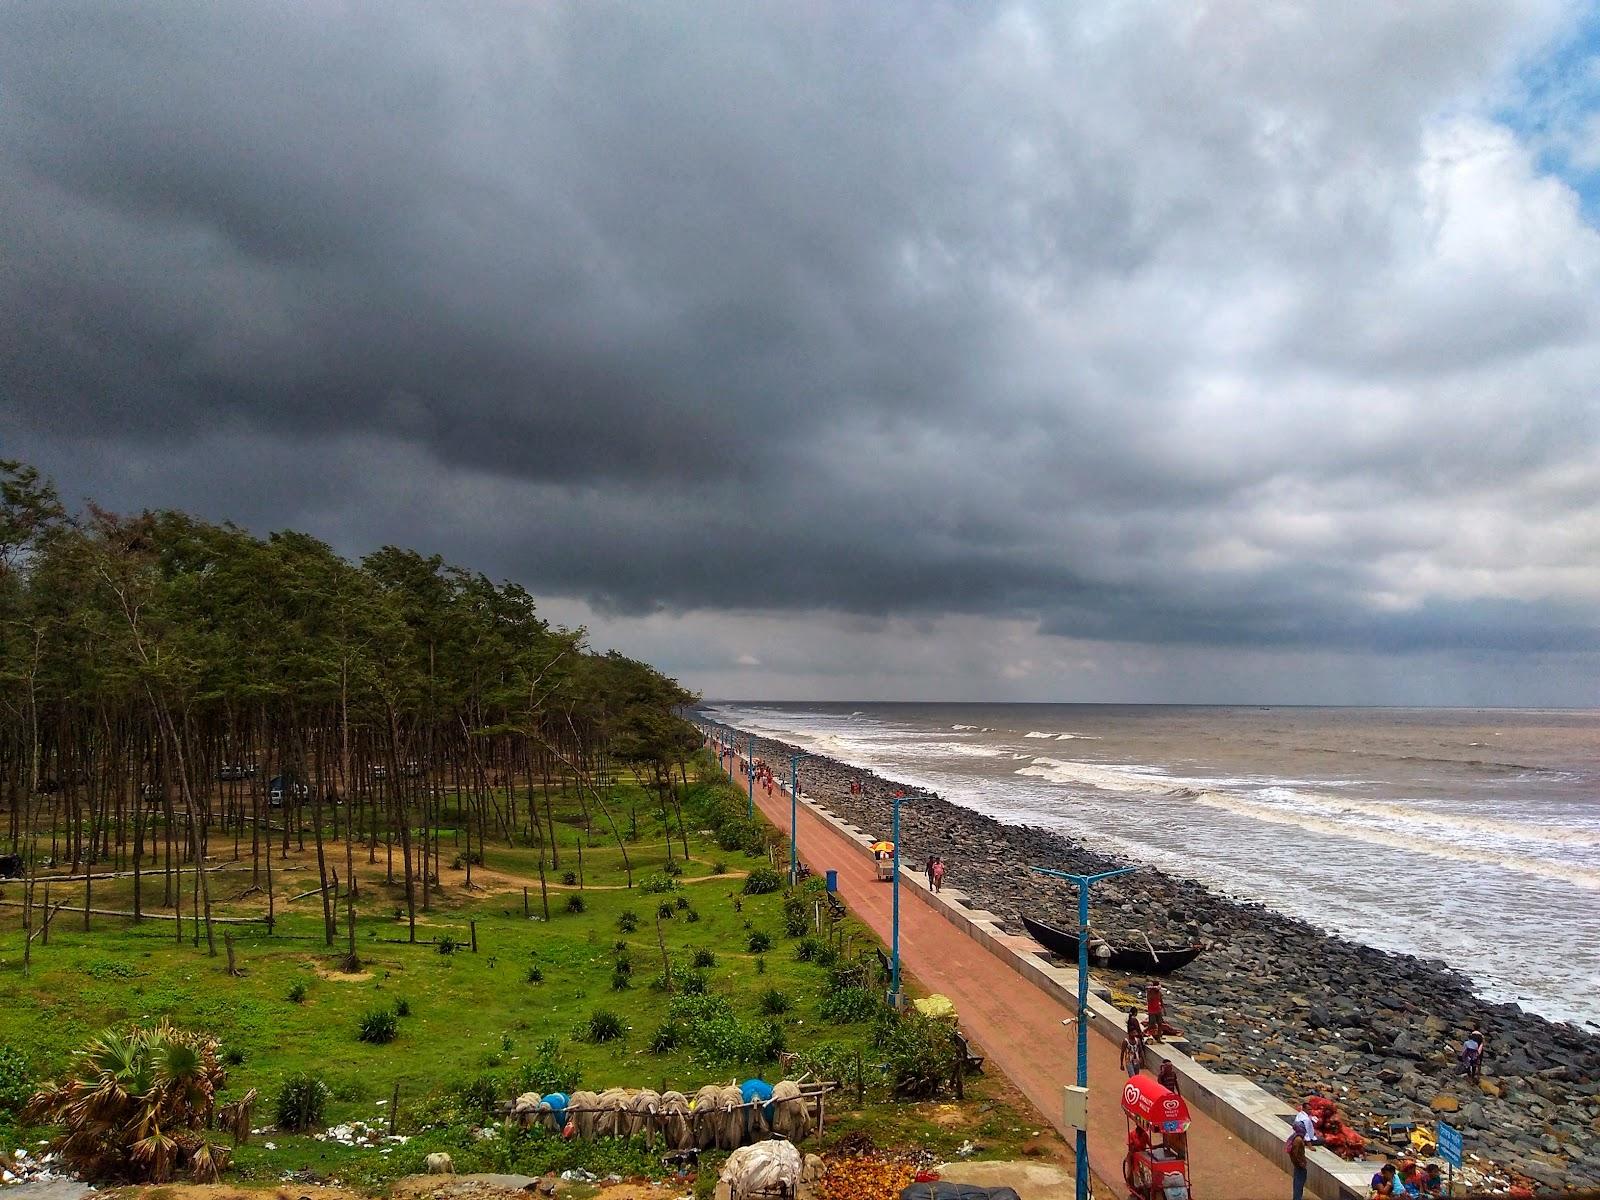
[1146, 981, 1168, 1041]
[931, 857, 946, 893]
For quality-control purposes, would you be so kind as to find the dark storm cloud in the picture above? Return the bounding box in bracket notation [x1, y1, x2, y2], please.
[4, 0, 1599, 664]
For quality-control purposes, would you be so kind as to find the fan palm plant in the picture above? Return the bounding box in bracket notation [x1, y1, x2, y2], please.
[23, 1021, 235, 1183]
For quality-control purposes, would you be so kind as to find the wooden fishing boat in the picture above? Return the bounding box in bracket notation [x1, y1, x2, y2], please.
[1020, 915, 1204, 974]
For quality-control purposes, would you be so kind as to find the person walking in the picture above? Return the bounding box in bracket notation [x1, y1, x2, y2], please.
[931, 856, 946, 894]
[1460, 1028, 1487, 1085]
[1121, 1008, 1145, 1076]
[1286, 1127, 1309, 1200]
[925, 856, 936, 889]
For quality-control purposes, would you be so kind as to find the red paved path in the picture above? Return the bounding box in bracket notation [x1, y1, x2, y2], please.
[725, 755, 1287, 1200]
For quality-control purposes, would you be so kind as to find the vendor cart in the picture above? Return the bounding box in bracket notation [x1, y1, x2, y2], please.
[871, 841, 896, 881]
[1121, 1075, 1192, 1200]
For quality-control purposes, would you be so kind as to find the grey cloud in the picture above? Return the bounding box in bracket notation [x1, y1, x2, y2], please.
[3, 0, 1599, 676]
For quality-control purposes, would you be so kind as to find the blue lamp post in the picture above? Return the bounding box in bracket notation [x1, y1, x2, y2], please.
[890, 789, 905, 1001]
[1031, 863, 1138, 1200]
[745, 733, 756, 817]
[788, 752, 805, 882]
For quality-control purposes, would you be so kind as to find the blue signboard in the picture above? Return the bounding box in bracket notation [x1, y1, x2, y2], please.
[1437, 1120, 1463, 1169]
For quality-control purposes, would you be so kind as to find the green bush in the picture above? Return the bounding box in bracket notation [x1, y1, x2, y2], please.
[712, 861, 728, 875]
[561, 871, 578, 886]
[755, 955, 766, 975]
[794, 935, 825, 962]
[685, 908, 701, 923]
[0, 1046, 31, 1113]
[527, 966, 544, 984]
[675, 895, 690, 910]
[610, 969, 632, 992]
[222, 1046, 247, 1067]
[821, 987, 881, 1024]
[437, 934, 461, 955]
[759, 988, 793, 1016]
[783, 898, 811, 938]
[287, 979, 309, 1004]
[747, 930, 773, 953]
[514, 1038, 581, 1095]
[358, 1008, 399, 1044]
[876, 1009, 957, 1098]
[742, 866, 783, 895]
[691, 948, 716, 969]
[395, 998, 412, 1018]
[657, 901, 675, 919]
[453, 1072, 501, 1119]
[649, 1022, 681, 1053]
[276, 1072, 331, 1131]
[663, 859, 684, 877]
[640, 873, 678, 894]
[582, 1009, 625, 1043]
[617, 909, 639, 933]
[565, 894, 586, 914]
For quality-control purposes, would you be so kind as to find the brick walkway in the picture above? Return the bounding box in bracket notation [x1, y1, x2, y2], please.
[729, 760, 1289, 1199]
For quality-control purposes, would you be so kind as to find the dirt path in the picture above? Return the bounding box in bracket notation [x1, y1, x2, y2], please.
[740, 766, 1289, 1200]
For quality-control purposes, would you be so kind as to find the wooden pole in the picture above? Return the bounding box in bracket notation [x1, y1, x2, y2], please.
[470, 919, 478, 953]
[522, 887, 529, 917]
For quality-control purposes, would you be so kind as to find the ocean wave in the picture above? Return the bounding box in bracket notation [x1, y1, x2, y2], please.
[1056, 732, 1100, 740]
[1015, 757, 1174, 792]
[1185, 789, 1600, 890]
[1024, 731, 1056, 738]
[1243, 786, 1600, 848]
[951, 724, 978, 730]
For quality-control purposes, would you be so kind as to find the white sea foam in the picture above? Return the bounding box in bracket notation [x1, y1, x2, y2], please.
[951, 724, 978, 730]
[1024, 731, 1056, 738]
[1015, 757, 1176, 792]
[1055, 732, 1100, 740]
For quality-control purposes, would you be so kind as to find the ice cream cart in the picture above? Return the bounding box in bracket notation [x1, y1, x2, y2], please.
[1121, 1074, 1192, 1200]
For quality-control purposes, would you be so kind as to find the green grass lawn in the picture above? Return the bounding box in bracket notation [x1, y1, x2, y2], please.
[0, 767, 1058, 1189]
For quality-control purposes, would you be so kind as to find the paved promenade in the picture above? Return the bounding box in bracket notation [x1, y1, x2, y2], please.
[728, 761, 1290, 1199]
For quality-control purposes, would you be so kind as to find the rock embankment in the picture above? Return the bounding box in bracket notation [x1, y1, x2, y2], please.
[705, 721, 1600, 1193]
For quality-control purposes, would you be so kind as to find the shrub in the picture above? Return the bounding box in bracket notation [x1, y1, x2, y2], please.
[453, 1073, 500, 1119]
[527, 966, 544, 984]
[821, 987, 880, 1024]
[610, 969, 632, 992]
[613, 940, 630, 955]
[828, 962, 868, 992]
[437, 934, 461, 955]
[657, 902, 676, 920]
[649, 1022, 681, 1053]
[747, 931, 772, 953]
[287, 979, 309, 1004]
[617, 909, 639, 933]
[691, 948, 716, 969]
[742, 866, 783, 895]
[276, 1071, 331, 1132]
[565, 894, 586, 915]
[783, 904, 811, 939]
[712, 861, 728, 875]
[685, 909, 701, 923]
[0, 1046, 31, 1113]
[663, 859, 684, 877]
[514, 1037, 582, 1095]
[759, 988, 793, 1016]
[675, 895, 690, 910]
[222, 1046, 247, 1067]
[679, 968, 710, 995]
[640, 873, 678, 894]
[582, 1009, 625, 1043]
[395, 998, 412, 1018]
[755, 955, 766, 975]
[877, 1009, 958, 1098]
[358, 1008, 399, 1044]
[794, 936, 825, 962]
[561, 871, 578, 886]
[24, 1024, 235, 1182]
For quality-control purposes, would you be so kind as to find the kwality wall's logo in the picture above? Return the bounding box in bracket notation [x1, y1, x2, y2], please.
[1124, 1082, 1143, 1109]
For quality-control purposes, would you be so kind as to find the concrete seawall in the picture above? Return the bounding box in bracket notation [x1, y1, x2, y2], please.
[788, 786, 1375, 1200]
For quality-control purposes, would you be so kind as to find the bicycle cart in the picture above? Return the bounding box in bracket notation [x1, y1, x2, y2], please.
[871, 841, 896, 881]
[1121, 1074, 1192, 1200]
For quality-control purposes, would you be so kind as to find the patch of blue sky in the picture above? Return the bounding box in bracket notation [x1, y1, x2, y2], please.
[1497, 5, 1600, 221]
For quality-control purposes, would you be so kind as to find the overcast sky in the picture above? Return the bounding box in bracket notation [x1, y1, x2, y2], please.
[4, 2, 1600, 705]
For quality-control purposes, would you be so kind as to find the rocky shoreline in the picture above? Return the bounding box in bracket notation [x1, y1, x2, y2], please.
[702, 718, 1600, 1193]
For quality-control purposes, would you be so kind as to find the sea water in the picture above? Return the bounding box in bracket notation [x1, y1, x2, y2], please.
[706, 702, 1600, 1029]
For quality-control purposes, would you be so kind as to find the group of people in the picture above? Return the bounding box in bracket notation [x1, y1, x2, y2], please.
[1288, 1097, 1451, 1200]
[1120, 982, 1180, 1075]
[923, 855, 946, 893]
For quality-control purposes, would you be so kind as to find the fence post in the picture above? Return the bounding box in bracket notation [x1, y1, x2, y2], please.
[470, 919, 478, 952]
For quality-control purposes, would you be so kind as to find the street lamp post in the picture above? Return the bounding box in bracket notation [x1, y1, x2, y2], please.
[890, 789, 904, 1001]
[788, 752, 804, 882]
[745, 733, 755, 817]
[1031, 863, 1138, 1200]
